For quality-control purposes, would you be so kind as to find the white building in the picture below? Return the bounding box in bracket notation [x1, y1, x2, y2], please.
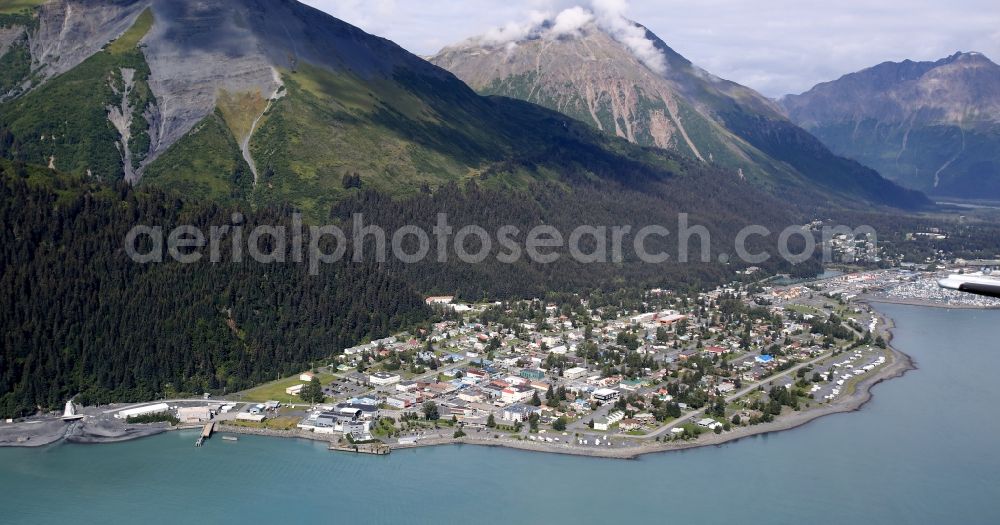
[595, 410, 626, 430]
[116, 403, 170, 420]
[591, 388, 620, 403]
[501, 385, 533, 405]
[386, 393, 418, 409]
[502, 404, 541, 423]
[369, 372, 401, 386]
[564, 367, 588, 380]
[177, 406, 213, 423]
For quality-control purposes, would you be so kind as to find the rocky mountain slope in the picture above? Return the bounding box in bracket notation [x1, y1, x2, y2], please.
[429, 13, 927, 207]
[0, 0, 926, 214]
[781, 52, 1000, 199]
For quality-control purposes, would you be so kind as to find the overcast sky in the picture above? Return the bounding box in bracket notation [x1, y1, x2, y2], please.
[302, 0, 1000, 97]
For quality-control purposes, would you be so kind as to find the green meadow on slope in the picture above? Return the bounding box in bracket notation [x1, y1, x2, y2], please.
[0, 8, 154, 179]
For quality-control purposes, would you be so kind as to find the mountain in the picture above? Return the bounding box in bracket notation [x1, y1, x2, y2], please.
[1, 0, 925, 213]
[0, 0, 675, 219]
[781, 52, 1000, 199]
[429, 13, 927, 208]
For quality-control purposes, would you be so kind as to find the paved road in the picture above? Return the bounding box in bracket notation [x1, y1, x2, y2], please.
[638, 348, 841, 439]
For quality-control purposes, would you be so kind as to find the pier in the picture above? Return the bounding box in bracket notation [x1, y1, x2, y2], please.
[195, 422, 215, 447]
[329, 442, 390, 455]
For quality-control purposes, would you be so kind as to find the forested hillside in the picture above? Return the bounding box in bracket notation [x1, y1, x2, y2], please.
[0, 161, 429, 416]
[0, 154, 827, 417]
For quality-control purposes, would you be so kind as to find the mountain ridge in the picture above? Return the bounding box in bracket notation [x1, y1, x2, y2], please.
[429, 13, 927, 208]
[780, 52, 1000, 198]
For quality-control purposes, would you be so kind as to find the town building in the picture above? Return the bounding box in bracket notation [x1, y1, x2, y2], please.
[501, 403, 541, 423]
[369, 372, 401, 386]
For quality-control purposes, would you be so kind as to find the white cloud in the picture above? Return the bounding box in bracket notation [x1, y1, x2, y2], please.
[302, 0, 1000, 97]
[549, 6, 594, 37]
[442, 1, 669, 74]
[479, 10, 552, 44]
[590, 1, 667, 74]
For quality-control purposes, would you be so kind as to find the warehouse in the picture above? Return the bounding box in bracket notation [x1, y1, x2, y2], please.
[116, 403, 171, 420]
[177, 406, 213, 424]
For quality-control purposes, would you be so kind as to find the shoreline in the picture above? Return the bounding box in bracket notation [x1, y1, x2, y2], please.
[1, 307, 916, 459]
[394, 341, 914, 460]
[223, 304, 916, 460]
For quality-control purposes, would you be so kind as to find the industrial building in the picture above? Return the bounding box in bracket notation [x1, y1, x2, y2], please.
[116, 403, 171, 420]
[177, 406, 213, 424]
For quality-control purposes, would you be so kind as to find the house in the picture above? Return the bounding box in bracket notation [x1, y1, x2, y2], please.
[285, 384, 305, 396]
[369, 372, 401, 386]
[299, 372, 315, 382]
[705, 346, 727, 356]
[619, 419, 641, 432]
[634, 412, 655, 424]
[698, 418, 722, 430]
[548, 345, 568, 355]
[755, 355, 775, 364]
[502, 403, 541, 423]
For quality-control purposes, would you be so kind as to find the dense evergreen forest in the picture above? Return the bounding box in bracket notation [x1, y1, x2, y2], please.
[329, 172, 823, 299]
[0, 162, 430, 417]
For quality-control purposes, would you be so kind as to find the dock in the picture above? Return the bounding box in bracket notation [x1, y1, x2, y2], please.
[195, 421, 215, 447]
[329, 442, 390, 455]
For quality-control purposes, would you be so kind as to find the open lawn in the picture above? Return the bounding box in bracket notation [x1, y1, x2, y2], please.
[225, 416, 301, 431]
[239, 372, 339, 403]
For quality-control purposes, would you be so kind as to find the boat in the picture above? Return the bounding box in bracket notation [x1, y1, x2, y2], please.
[222, 436, 238, 442]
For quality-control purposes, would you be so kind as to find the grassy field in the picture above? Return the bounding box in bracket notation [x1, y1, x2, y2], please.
[224, 416, 301, 431]
[0, 6, 154, 178]
[0, 0, 45, 15]
[141, 111, 253, 200]
[784, 304, 822, 316]
[105, 8, 152, 55]
[239, 371, 339, 403]
[217, 89, 268, 143]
